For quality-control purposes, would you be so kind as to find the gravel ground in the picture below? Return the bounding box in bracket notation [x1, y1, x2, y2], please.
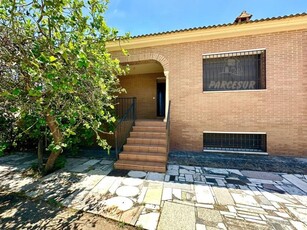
[169, 151, 307, 174]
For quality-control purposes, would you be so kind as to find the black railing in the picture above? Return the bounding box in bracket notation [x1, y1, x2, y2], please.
[114, 97, 136, 159]
[203, 132, 267, 152]
[166, 101, 171, 154]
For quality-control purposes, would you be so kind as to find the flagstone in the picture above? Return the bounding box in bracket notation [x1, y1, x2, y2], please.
[275, 211, 290, 218]
[173, 188, 181, 200]
[248, 186, 262, 195]
[70, 174, 104, 191]
[282, 174, 307, 193]
[120, 206, 144, 226]
[226, 169, 244, 176]
[221, 211, 237, 216]
[197, 208, 223, 223]
[108, 178, 123, 194]
[116, 186, 140, 197]
[208, 168, 229, 175]
[127, 170, 147, 178]
[290, 220, 307, 230]
[195, 203, 214, 209]
[237, 211, 261, 219]
[225, 218, 270, 230]
[90, 176, 117, 196]
[158, 202, 195, 230]
[228, 205, 237, 213]
[254, 195, 272, 206]
[162, 187, 172, 201]
[137, 187, 147, 203]
[166, 169, 179, 176]
[262, 184, 285, 194]
[180, 165, 195, 170]
[62, 190, 89, 207]
[143, 183, 163, 205]
[122, 178, 143, 187]
[69, 160, 100, 173]
[248, 178, 275, 185]
[259, 188, 293, 203]
[168, 165, 179, 170]
[146, 172, 165, 181]
[185, 174, 194, 183]
[145, 204, 160, 210]
[164, 181, 193, 191]
[225, 178, 247, 185]
[241, 170, 283, 181]
[196, 223, 207, 230]
[99, 160, 115, 165]
[231, 193, 258, 206]
[137, 212, 160, 230]
[287, 206, 307, 223]
[195, 184, 215, 204]
[281, 185, 307, 205]
[179, 169, 195, 175]
[260, 205, 276, 211]
[87, 166, 112, 176]
[83, 159, 100, 166]
[216, 179, 226, 187]
[212, 187, 234, 205]
[103, 196, 133, 212]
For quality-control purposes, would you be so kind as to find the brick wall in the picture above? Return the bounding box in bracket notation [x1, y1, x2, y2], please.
[119, 73, 164, 119]
[112, 29, 307, 157]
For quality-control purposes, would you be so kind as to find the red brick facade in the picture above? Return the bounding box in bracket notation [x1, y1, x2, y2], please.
[111, 26, 307, 157]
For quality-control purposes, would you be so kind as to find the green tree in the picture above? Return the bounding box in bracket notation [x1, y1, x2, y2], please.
[0, 0, 126, 172]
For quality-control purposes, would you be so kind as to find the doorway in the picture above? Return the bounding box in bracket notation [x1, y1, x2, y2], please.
[157, 82, 166, 117]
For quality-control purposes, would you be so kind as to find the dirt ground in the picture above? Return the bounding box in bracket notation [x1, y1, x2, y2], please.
[0, 191, 137, 230]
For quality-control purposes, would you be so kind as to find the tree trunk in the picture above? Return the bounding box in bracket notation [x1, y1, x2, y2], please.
[37, 138, 44, 169]
[45, 113, 63, 173]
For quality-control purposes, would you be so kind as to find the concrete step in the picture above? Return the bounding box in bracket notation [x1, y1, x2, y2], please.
[133, 126, 166, 133]
[127, 137, 167, 145]
[135, 120, 165, 127]
[119, 151, 167, 163]
[114, 160, 166, 173]
[130, 131, 166, 139]
[124, 144, 167, 153]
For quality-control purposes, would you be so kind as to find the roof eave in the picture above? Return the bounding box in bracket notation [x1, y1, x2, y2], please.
[107, 14, 307, 52]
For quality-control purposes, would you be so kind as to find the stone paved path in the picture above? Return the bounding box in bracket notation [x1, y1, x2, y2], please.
[0, 153, 307, 230]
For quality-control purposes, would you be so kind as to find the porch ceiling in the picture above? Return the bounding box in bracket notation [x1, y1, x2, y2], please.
[125, 62, 164, 75]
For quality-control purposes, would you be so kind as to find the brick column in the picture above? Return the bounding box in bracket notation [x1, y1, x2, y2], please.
[164, 70, 169, 122]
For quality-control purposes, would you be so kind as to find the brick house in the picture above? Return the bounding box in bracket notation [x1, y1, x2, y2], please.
[107, 12, 307, 172]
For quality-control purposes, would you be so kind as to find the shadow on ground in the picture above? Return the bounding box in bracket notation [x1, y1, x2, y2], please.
[0, 191, 135, 230]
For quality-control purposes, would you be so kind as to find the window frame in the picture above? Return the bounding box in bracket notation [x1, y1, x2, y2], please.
[202, 48, 266, 92]
[203, 131, 267, 154]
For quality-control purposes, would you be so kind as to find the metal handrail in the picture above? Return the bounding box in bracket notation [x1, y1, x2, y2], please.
[166, 100, 171, 154]
[114, 97, 136, 159]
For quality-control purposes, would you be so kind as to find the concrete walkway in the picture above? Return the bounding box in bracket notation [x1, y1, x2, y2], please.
[0, 153, 307, 230]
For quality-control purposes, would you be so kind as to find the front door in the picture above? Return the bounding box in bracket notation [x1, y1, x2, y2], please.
[157, 82, 166, 117]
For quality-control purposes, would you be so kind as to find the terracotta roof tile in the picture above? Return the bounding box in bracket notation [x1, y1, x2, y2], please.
[130, 12, 307, 39]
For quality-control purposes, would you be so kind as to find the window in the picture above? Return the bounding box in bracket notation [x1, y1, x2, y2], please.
[203, 49, 266, 91]
[203, 132, 267, 153]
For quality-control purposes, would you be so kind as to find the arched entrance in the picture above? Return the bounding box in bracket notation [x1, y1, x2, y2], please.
[119, 59, 169, 120]
[117, 53, 170, 121]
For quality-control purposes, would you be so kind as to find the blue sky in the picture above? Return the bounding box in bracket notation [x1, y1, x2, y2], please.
[105, 0, 307, 36]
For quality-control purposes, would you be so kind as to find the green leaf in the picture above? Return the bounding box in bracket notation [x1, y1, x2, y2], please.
[49, 56, 57, 63]
[12, 88, 21, 96]
[28, 89, 42, 97]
